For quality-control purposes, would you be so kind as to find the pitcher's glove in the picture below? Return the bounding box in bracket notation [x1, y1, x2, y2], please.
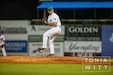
[0, 45, 4, 50]
[42, 17, 48, 25]
[44, 21, 48, 25]
[0, 44, 4, 48]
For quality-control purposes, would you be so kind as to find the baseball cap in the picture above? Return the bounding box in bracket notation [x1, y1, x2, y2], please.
[47, 6, 54, 11]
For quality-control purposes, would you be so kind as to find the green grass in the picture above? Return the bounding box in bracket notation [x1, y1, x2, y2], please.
[0, 63, 113, 75]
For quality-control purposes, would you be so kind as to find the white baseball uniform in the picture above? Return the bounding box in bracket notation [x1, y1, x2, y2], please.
[42, 12, 61, 54]
[0, 34, 7, 56]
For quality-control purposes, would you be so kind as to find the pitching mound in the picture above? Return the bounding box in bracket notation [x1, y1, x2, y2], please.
[0, 56, 83, 64]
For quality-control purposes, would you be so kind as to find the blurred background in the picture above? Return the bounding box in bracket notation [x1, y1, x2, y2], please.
[0, 0, 112, 19]
[0, 0, 113, 57]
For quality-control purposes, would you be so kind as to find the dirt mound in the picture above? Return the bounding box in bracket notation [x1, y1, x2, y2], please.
[0, 56, 113, 65]
[0, 56, 83, 64]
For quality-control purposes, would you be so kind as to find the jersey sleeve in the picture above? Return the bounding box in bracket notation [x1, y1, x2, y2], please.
[2, 35, 5, 41]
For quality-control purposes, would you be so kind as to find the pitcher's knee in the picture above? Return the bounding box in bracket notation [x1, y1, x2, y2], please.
[43, 33, 48, 37]
[49, 40, 53, 44]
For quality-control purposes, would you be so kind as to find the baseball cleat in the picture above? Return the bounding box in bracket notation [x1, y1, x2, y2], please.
[39, 48, 48, 53]
[32, 48, 41, 53]
[33, 48, 48, 53]
[47, 54, 54, 57]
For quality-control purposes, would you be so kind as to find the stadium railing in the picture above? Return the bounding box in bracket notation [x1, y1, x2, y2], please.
[31, 19, 113, 26]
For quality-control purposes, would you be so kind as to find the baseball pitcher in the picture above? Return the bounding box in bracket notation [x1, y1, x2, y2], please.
[33, 6, 61, 57]
[0, 30, 7, 56]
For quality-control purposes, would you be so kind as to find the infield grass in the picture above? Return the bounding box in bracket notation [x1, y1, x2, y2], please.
[0, 63, 113, 75]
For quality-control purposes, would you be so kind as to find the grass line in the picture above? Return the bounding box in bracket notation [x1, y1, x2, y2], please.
[0, 63, 113, 75]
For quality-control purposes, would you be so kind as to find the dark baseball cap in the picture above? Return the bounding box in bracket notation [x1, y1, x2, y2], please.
[47, 6, 54, 11]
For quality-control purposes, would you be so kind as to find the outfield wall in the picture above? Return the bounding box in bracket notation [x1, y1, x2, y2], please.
[102, 26, 113, 58]
[28, 25, 65, 56]
[0, 20, 113, 57]
[0, 20, 64, 56]
[0, 20, 29, 56]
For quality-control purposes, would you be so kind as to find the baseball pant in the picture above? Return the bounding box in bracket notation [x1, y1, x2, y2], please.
[0, 42, 7, 56]
[42, 26, 61, 54]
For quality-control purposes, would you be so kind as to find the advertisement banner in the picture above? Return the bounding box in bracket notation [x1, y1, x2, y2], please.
[29, 42, 64, 56]
[5, 40, 27, 52]
[102, 26, 113, 57]
[28, 25, 65, 35]
[65, 25, 101, 41]
[0, 20, 28, 40]
[28, 35, 64, 42]
[65, 41, 101, 53]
